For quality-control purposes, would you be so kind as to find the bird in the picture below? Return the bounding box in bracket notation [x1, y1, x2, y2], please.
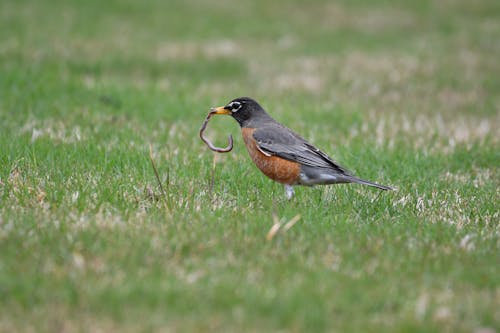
[211, 97, 392, 199]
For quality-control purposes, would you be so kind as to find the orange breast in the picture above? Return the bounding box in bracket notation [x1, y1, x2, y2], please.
[241, 128, 301, 185]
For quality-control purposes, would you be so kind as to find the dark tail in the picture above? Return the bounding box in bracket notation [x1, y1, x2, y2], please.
[348, 176, 393, 191]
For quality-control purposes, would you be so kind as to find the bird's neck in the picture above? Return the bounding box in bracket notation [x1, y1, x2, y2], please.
[238, 112, 275, 128]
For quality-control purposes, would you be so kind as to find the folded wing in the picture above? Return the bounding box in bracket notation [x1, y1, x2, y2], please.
[253, 125, 353, 176]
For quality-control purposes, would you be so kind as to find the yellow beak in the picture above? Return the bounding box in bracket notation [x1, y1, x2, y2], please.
[210, 106, 231, 115]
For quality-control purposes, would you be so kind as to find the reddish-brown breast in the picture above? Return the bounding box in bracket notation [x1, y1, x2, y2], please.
[241, 127, 301, 185]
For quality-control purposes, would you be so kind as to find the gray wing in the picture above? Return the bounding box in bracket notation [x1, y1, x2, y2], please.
[253, 125, 353, 176]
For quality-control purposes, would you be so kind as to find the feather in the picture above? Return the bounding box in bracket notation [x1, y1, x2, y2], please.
[253, 124, 352, 176]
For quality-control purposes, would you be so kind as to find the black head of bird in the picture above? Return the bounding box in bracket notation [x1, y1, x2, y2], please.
[211, 97, 273, 127]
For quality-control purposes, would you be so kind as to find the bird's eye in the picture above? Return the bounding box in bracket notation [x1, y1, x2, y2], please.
[229, 101, 242, 112]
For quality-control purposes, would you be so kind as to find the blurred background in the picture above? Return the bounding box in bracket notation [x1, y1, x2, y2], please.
[2, 0, 498, 120]
[2, 0, 498, 163]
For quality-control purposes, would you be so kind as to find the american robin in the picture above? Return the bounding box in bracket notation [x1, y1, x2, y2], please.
[211, 97, 392, 199]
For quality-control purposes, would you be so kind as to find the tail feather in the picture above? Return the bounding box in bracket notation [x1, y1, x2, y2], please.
[348, 176, 393, 191]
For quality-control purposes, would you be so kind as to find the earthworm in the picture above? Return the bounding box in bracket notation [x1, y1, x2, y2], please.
[199, 110, 233, 153]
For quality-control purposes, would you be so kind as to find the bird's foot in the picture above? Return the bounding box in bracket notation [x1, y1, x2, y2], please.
[284, 185, 295, 200]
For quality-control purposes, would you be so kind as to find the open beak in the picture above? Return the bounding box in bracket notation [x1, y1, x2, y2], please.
[210, 106, 231, 115]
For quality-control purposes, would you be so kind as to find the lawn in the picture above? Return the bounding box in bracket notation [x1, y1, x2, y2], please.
[0, 0, 499, 332]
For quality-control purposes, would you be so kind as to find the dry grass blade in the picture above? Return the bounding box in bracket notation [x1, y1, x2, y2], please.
[283, 214, 301, 232]
[266, 222, 282, 241]
[267, 214, 301, 241]
[209, 153, 216, 199]
[149, 143, 166, 198]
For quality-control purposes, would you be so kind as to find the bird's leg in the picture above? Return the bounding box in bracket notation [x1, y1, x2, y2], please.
[284, 185, 295, 200]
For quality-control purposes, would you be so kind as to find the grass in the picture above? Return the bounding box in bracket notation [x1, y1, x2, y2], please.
[1, 0, 499, 331]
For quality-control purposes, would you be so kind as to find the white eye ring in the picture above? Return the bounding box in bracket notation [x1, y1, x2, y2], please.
[229, 101, 242, 112]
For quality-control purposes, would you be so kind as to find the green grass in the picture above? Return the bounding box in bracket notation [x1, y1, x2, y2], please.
[1, 0, 499, 332]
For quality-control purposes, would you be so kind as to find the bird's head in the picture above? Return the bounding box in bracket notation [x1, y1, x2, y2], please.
[211, 97, 270, 127]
